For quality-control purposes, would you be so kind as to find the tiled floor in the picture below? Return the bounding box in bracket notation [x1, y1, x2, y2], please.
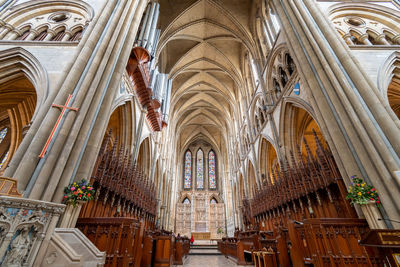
[182, 255, 238, 266]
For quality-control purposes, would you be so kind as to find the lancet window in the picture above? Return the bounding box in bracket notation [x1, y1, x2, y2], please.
[209, 150, 216, 189]
[196, 149, 204, 189]
[184, 150, 192, 189]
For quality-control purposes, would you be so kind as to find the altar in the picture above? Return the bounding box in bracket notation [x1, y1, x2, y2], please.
[192, 232, 211, 240]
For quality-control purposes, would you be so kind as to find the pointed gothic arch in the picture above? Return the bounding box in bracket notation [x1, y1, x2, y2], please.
[183, 149, 192, 189]
[196, 148, 204, 189]
[259, 137, 279, 185]
[0, 48, 47, 175]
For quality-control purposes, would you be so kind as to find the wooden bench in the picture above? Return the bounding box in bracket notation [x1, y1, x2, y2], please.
[76, 217, 144, 267]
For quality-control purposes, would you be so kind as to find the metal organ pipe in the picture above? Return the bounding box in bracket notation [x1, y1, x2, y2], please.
[147, 2, 160, 52]
[136, 3, 151, 47]
[142, 2, 157, 48]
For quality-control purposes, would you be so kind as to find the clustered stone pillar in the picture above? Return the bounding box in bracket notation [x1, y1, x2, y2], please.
[4, 0, 148, 206]
[270, 0, 400, 229]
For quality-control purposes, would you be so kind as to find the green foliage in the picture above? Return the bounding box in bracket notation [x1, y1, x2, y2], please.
[346, 176, 380, 206]
[63, 179, 95, 206]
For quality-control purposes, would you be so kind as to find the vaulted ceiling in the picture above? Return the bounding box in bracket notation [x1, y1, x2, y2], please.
[156, 0, 256, 154]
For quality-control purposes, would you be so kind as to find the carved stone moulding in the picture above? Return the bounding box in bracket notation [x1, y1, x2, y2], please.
[0, 196, 65, 267]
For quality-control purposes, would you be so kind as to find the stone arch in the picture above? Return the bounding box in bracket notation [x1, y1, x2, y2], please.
[0, 0, 93, 41]
[178, 193, 192, 203]
[137, 137, 151, 176]
[280, 99, 326, 159]
[246, 160, 257, 198]
[209, 193, 223, 203]
[266, 44, 298, 103]
[0, 48, 48, 114]
[329, 3, 400, 46]
[258, 137, 279, 185]
[378, 51, 400, 119]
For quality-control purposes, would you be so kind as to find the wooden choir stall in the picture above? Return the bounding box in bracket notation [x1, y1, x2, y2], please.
[218, 132, 391, 266]
[74, 46, 189, 266]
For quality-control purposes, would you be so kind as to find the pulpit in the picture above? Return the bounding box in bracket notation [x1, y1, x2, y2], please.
[359, 229, 400, 266]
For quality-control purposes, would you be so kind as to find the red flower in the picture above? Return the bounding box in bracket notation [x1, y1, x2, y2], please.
[371, 188, 375, 191]
[87, 193, 91, 197]
[64, 195, 67, 198]
[357, 184, 360, 186]
[370, 198, 373, 200]
[78, 194, 82, 198]
[74, 191, 77, 195]
[376, 200, 380, 204]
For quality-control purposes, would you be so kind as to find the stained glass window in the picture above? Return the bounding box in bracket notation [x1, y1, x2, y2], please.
[209, 150, 216, 189]
[0, 128, 7, 144]
[196, 149, 204, 189]
[183, 198, 190, 204]
[0, 151, 9, 169]
[210, 198, 217, 204]
[184, 150, 192, 189]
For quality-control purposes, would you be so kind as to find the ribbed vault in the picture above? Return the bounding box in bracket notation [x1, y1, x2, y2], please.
[157, 0, 255, 157]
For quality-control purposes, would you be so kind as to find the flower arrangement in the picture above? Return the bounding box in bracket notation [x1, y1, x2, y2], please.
[346, 176, 380, 206]
[63, 179, 95, 206]
[217, 227, 223, 235]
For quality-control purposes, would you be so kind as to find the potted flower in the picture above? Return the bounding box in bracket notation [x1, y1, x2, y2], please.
[346, 176, 385, 229]
[63, 179, 95, 206]
[217, 227, 223, 238]
[60, 179, 95, 228]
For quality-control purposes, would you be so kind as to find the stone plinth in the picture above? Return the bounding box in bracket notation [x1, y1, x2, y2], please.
[0, 196, 65, 267]
[359, 201, 387, 229]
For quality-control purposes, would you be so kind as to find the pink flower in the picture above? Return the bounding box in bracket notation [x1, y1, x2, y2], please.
[64, 195, 67, 198]
[371, 188, 375, 191]
[82, 186, 85, 190]
[71, 187, 75, 191]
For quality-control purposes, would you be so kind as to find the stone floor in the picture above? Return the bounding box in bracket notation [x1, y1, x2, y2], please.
[182, 255, 238, 266]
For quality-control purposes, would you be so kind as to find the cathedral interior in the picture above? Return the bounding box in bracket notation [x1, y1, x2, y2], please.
[0, 0, 400, 266]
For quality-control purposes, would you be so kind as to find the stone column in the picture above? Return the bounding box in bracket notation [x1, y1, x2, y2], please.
[270, 0, 400, 228]
[61, 31, 73, 42]
[6, 29, 20, 40]
[43, 29, 56, 41]
[6, 0, 148, 203]
[0, 23, 13, 39]
[359, 34, 372, 45]
[342, 34, 354, 45]
[25, 29, 38, 41]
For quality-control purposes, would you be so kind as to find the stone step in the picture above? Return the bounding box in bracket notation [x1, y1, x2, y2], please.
[190, 245, 218, 249]
[189, 248, 222, 256]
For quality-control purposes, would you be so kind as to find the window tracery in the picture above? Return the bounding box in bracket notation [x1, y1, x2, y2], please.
[209, 150, 216, 189]
[196, 149, 204, 189]
[0, 2, 92, 42]
[269, 49, 297, 101]
[331, 8, 400, 46]
[184, 150, 192, 189]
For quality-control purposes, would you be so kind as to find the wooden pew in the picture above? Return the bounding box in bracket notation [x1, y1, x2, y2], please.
[153, 231, 175, 267]
[292, 218, 385, 266]
[252, 247, 277, 267]
[76, 217, 144, 267]
[218, 231, 261, 265]
[173, 235, 189, 265]
[141, 230, 155, 267]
